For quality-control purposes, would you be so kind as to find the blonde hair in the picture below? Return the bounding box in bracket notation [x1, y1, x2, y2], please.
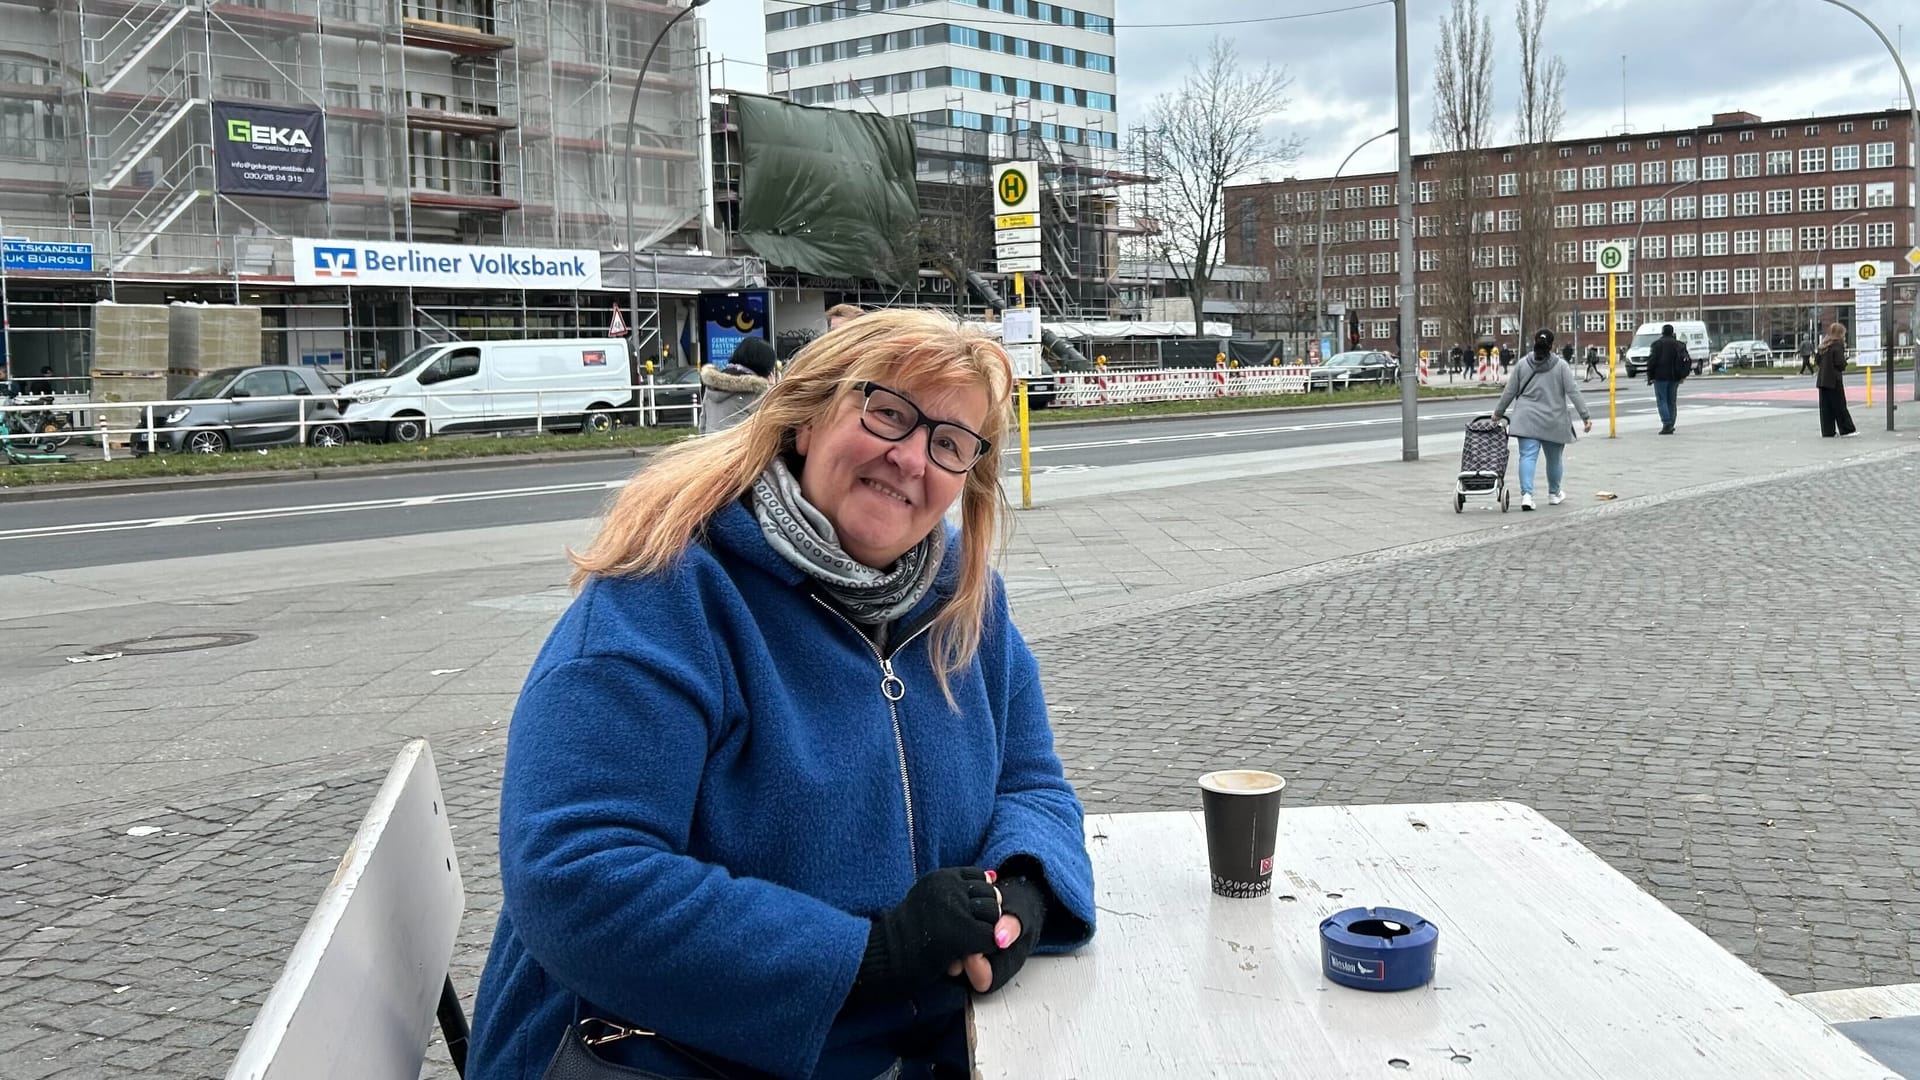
[573, 308, 1014, 698]
[825, 303, 866, 324]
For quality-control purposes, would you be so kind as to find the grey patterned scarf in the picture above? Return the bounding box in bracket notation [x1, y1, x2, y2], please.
[750, 456, 945, 624]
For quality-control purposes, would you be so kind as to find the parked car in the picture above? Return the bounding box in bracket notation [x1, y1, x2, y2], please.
[342, 337, 631, 442]
[1714, 340, 1774, 368]
[1308, 350, 1399, 388]
[133, 365, 350, 455]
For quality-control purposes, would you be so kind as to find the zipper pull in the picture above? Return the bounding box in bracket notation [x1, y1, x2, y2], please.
[879, 657, 905, 702]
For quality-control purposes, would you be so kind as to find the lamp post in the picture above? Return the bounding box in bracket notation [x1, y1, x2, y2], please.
[623, 0, 710, 385]
[1394, 0, 1417, 461]
[1315, 126, 1396, 361]
[1630, 177, 1699, 331]
[1810, 209, 1869, 347]
[1815, 0, 1916, 416]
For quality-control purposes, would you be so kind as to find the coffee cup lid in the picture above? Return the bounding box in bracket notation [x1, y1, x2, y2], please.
[1198, 770, 1286, 795]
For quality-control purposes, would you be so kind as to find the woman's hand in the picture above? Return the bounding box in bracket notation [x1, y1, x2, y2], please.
[946, 876, 1048, 993]
[851, 867, 1000, 1001]
[1583, 418, 1593, 433]
[947, 909, 1024, 990]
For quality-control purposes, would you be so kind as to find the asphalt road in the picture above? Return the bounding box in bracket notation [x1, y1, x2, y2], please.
[0, 378, 1795, 575]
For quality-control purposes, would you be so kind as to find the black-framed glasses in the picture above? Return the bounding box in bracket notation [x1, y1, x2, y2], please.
[856, 382, 991, 474]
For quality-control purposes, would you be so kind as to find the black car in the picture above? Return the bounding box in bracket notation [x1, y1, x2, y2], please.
[1307, 350, 1399, 388]
[133, 365, 351, 454]
[646, 366, 706, 426]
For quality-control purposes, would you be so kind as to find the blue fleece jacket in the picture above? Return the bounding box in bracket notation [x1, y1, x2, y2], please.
[467, 500, 1096, 1080]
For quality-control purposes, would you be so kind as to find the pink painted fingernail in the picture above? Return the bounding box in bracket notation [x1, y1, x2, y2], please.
[984, 869, 997, 884]
[995, 927, 1014, 949]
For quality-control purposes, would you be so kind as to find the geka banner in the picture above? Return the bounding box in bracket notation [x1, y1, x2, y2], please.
[213, 101, 328, 199]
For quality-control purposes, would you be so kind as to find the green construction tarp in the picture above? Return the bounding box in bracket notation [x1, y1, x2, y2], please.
[734, 95, 919, 285]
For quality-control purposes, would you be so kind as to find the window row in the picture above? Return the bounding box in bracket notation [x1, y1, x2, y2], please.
[769, 24, 1114, 73]
[769, 0, 1112, 34]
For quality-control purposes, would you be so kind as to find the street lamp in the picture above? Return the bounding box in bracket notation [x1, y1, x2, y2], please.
[1816, 0, 1917, 416]
[623, 0, 710, 385]
[1315, 126, 1396, 359]
[1630, 177, 1699, 332]
[1811, 209, 1870, 346]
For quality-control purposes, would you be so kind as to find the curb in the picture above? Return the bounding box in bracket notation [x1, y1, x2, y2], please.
[0, 446, 657, 503]
[1025, 390, 1508, 430]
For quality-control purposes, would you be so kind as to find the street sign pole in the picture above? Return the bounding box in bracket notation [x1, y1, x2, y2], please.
[1607, 274, 1618, 438]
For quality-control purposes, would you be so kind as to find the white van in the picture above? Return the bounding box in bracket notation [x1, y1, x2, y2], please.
[1623, 321, 1712, 378]
[343, 338, 630, 443]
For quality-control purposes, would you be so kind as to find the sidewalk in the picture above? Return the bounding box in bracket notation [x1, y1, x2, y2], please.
[1, 407, 1916, 1079]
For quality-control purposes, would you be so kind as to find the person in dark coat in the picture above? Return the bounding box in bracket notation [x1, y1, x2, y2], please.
[1798, 339, 1816, 376]
[1584, 345, 1604, 382]
[1815, 321, 1857, 437]
[1645, 324, 1690, 434]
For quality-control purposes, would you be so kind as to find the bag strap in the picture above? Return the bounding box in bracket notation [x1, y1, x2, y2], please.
[569, 997, 739, 1080]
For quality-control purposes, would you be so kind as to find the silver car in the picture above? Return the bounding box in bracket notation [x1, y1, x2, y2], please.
[133, 366, 351, 455]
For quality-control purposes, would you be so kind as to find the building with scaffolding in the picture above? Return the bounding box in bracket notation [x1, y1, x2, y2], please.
[752, 0, 1155, 324]
[0, 0, 758, 384]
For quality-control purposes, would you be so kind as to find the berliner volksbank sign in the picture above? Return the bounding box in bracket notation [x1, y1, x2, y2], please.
[292, 238, 602, 290]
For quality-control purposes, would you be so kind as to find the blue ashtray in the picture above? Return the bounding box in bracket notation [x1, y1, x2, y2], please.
[1319, 906, 1439, 992]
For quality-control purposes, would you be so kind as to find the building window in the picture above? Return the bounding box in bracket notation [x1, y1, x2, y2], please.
[1498, 172, 1517, 197]
[1701, 193, 1728, 218]
[1765, 228, 1792, 252]
[1345, 220, 1364, 242]
[1674, 270, 1697, 295]
[1732, 191, 1759, 216]
[1346, 253, 1364, 275]
[1582, 312, 1605, 332]
[1832, 223, 1861, 250]
[1641, 235, 1666, 259]
[1641, 160, 1666, 185]
[1418, 215, 1438, 237]
[1346, 185, 1364, 207]
[1642, 271, 1666, 297]
[1369, 321, 1393, 339]
[1672, 158, 1696, 182]
[1872, 118, 1889, 131]
[1770, 127, 1787, 139]
[1839, 121, 1855, 134]
[1557, 240, 1578, 263]
[1473, 280, 1495, 304]
[220, 75, 272, 100]
[1732, 229, 1760, 254]
[1866, 181, 1895, 208]
[1418, 249, 1439, 271]
[1799, 187, 1826, 212]
[1642, 197, 1667, 222]
[1472, 176, 1495, 198]
[1672, 233, 1697, 258]
[1866, 142, 1896, 168]
[1612, 200, 1635, 224]
[1554, 204, 1578, 228]
[1800, 265, 1825, 290]
[1732, 152, 1759, 178]
[1497, 245, 1517, 266]
[1559, 146, 1574, 158]
[1371, 184, 1392, 206]
[1766, 266, 1792, 292]
[1583, 275, 1605, 300]
[1420, 317, 1441, 339]
[1833, 145, 1860, 171]
[1473, 246, 1496, 269]
[1580, 238, 1601, 261]
[1671, 195, 1697, 220]
[1702, 155, 1728, 180]
[1763, 149, 1790, 176]
[1706, 133, 1723, 144]
[1765, 188, 1792, 214]
[1805, 124, 1820, 136]
[1370, 286, 1392, 308]
[1702, 231, 1729, 256]
[1499, 209, 1520, 231]
[1583, 202, 1604, 226]
[1369, 251, 1393, 274]
[1582, 165, 1605, 189]
[1612, 163, 1634, 187]
[1417, 180, 1436, 202]
[1677, 135, 1693, 147]
[1555, 168, 1578, 191]
[1798, 225, 1826, 251]
[1830, 184, 1859, 210]
[1799, 147, 1826, 173]
[1370, 218, 1392, 240]
[1733, 267, 1759, 294]
[1497, 279, 1518, 304]
[1702, 269, 1728, 295]
[1587, 144, 1603, 156]
[1868, 221, 1896, 247]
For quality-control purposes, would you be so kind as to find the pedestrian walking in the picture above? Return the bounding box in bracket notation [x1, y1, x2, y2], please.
[468, 309, 1093, 1080]
[1645, 323, 1690, 434]
[1815, 321, 1858, 437]
[1798, 339, 1816, 375]
[1492, 328, 1592, 511]
[696, 335, 776, 434]
[1584, 345, 1604, 382]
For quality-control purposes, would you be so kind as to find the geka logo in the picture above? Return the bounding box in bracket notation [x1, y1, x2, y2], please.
[311, 246, 358, 278]
[227, 119, 312, 148]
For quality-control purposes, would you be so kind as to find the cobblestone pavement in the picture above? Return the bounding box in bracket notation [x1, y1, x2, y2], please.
[3, 440, 1919, 1078]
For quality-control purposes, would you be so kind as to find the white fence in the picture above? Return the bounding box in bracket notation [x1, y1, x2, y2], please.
[1052, 367, 1316, 408]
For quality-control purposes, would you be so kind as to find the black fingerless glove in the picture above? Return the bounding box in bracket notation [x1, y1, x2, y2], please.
[851, 867, 1000, 1002]
[980, 875, 1048, 993]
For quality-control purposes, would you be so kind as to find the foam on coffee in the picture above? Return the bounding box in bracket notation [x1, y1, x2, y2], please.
[1198, 770, 1285, 796]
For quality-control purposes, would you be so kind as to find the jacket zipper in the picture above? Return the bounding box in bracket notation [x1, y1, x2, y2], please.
[812, 596, 936, 880]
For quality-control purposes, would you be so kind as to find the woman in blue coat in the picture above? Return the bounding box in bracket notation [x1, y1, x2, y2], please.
[469, 309, 1096, 1080]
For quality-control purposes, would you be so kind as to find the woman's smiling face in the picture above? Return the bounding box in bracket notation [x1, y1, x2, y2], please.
[794, 380, 990, 568]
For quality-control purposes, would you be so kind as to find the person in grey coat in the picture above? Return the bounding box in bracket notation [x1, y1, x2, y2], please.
[697, 335, 776, 434]
[1493, 328, 1593, 511]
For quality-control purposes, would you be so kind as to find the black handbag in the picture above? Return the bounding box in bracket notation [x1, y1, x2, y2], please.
[541, 1013, 736, 1080]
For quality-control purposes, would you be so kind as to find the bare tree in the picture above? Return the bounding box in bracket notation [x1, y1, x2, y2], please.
[1145, 38, 1302, 334]
[1513, 0, 1567, 342]
[1431, 0, 1496, 353]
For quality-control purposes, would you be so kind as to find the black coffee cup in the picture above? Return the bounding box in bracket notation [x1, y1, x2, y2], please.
[1198, 769, 1286, 898]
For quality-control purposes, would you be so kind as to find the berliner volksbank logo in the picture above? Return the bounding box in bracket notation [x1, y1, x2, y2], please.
[312, 246, 358, 278]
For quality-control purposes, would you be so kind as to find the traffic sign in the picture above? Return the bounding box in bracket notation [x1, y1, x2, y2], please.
[995, 227, 1040, 245]
[994, 213, 1037, 229]
[992, 161, 1038, 216]
[1595, 241, 1631, 275]
[1005, 342, 1043, 378]
[995, 241, 1041, 260]
[1002, 308, 1040, 345]
[1856, 261, 1883, 286]
[608, 303, 628, 337]
[997, 257, 1041, 272]
[1907, 247, 1920, 270]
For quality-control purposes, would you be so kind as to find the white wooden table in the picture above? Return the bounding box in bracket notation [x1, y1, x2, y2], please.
[971, 803, 1897, 1079]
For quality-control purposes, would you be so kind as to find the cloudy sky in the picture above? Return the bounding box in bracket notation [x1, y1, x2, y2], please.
[703, 0, 1915, 178]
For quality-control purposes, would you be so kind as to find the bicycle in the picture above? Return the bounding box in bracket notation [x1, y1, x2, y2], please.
[2, 394, 74, 452]
[0, 397, 74, 463]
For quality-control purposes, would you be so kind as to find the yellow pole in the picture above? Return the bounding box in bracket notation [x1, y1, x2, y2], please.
[1867, 362, 1873, 407]
[1013, 272, 1025, 308]
[1606, 275, 1618, 438]
[1017, 379, 1032, 510]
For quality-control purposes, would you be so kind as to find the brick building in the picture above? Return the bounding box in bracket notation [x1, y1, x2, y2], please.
[1225, 108, 1916, 357]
